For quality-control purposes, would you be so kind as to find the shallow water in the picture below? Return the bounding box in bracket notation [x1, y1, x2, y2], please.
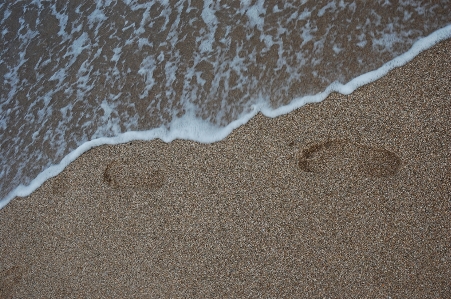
[0, 0, 450, 207]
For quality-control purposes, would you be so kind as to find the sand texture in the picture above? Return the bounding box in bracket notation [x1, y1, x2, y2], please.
[1, 39, 450, 298]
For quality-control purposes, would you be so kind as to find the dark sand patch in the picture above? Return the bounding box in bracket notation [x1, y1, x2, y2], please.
[298, 140, 401, 177]
[51, 171, 71, 196]
[0, 266, 23, 299]
[103, 159, 165, 190]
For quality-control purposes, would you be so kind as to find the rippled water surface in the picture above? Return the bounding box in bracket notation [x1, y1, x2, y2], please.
[0, 0, 450, 205]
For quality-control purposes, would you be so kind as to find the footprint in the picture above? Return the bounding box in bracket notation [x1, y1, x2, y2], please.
[52, 172, 71, 196]
[0, 266, 22, 299]
[103, 159, 165, 190]
[298, 140, 401, 177]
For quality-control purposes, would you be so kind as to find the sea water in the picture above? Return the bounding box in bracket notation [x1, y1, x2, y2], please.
[0, 0, 450, 209]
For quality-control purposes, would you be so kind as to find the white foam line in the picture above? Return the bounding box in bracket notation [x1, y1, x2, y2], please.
[261, 24, 451, 117]
[1, 25, 450, 210]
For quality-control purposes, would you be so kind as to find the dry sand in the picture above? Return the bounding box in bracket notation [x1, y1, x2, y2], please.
[1, 39, 450, 298]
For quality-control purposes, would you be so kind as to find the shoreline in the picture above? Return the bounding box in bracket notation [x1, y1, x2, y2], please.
[1, 26, 450, 209]
[1, 38, 450, 297]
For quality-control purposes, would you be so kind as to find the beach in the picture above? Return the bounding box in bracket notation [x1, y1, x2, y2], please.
[1, 37, 450, 298]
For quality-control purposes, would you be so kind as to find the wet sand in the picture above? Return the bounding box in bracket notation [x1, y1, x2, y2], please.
[1, 39, 450, 298]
